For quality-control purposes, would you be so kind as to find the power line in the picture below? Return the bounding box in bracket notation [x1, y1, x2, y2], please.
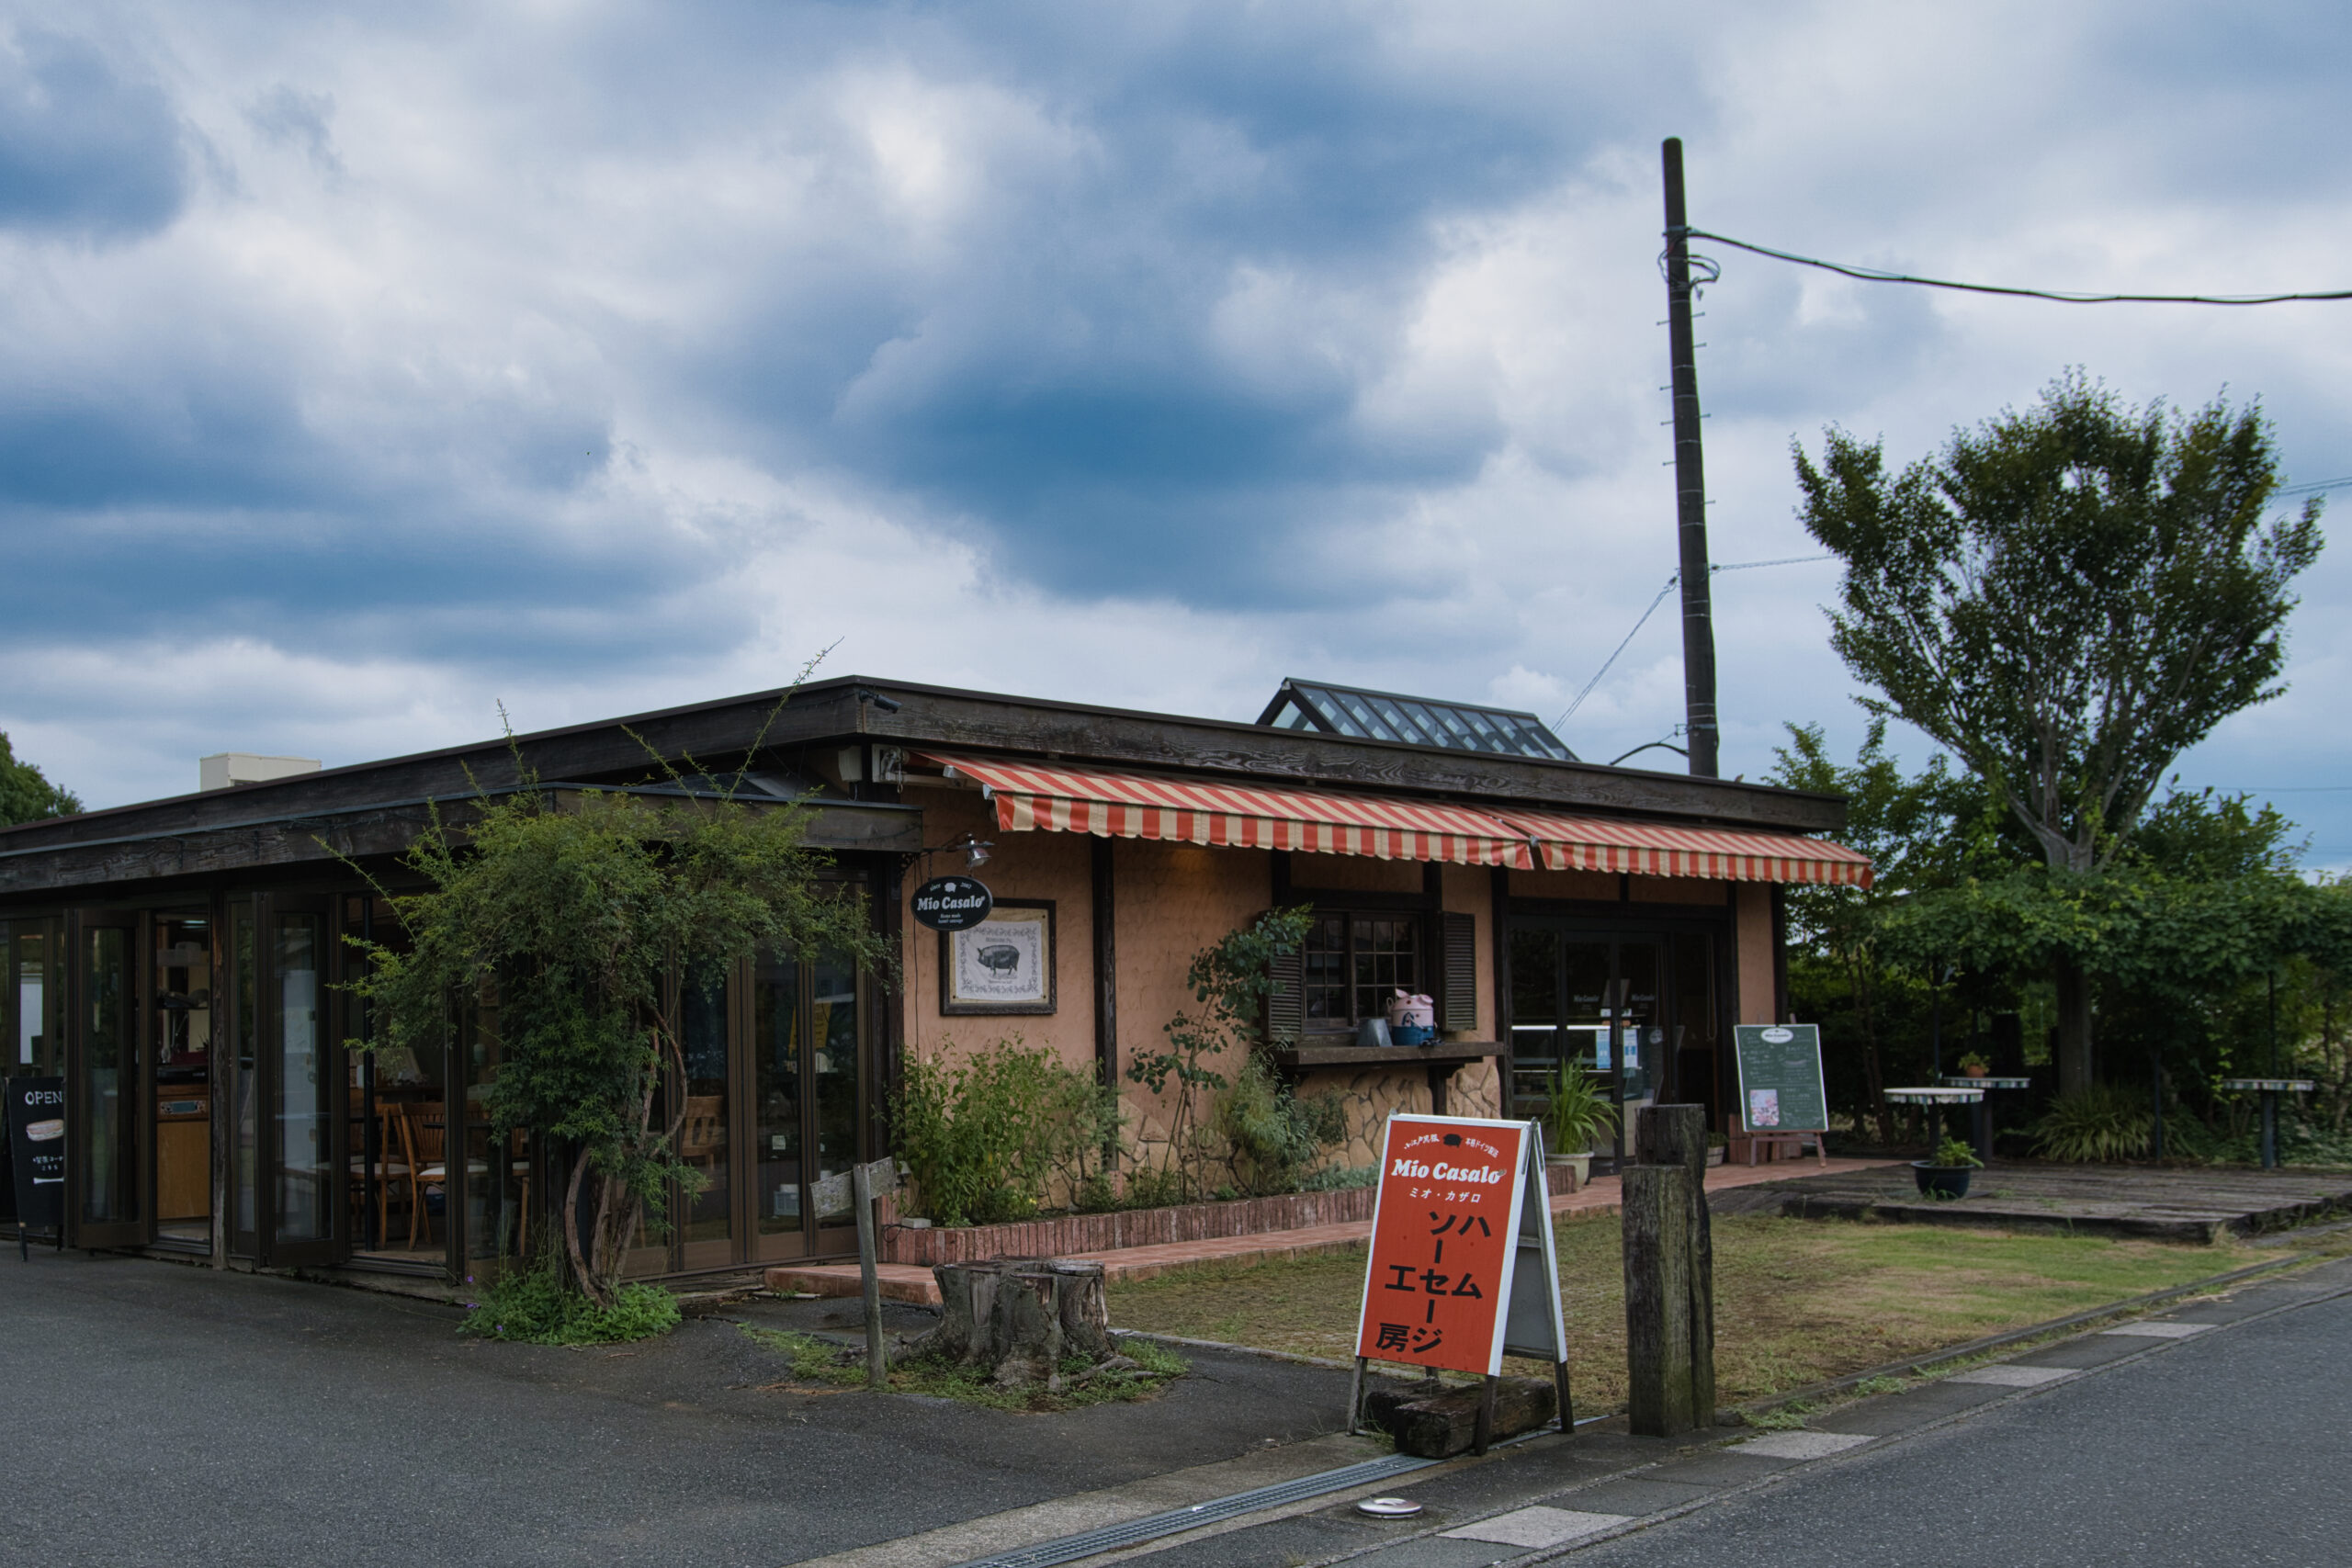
[1553, 554, 1837, 732]
[2277, 476, 2352, 497]
[1675, 226, 2352, 306]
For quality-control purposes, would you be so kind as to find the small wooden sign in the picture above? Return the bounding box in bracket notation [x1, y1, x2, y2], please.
[910, 875, 993, 931]
[1732, 1024, 1828, 1134]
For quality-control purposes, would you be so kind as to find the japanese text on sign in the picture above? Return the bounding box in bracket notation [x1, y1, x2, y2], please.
[1353, 1115, 1531, 1376]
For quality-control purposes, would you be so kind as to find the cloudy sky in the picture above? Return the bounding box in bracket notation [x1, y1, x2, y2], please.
[5, 2, 2346, 864]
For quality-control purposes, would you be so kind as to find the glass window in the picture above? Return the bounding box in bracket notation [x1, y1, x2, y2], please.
[752, 951, 803, 1258]
[679, 964, 730, 1268]
[79, 925, 137, 1224]
[809, 951, 861, 1246]
[273, 911, 330, 1244]
[7, 926, 51, 1075]
[1300, 913, 1423, 1028]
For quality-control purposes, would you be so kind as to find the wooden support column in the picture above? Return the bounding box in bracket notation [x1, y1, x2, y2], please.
[1091, 835, 1118, 1090]
[1623, 1103, 1717, 1436]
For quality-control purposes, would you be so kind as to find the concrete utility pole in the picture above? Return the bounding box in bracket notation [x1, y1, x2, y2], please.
[1660, 137, 1721, 779]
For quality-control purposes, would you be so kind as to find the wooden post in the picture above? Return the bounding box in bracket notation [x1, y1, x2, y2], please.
[1346, 1356, 1366, 1435]
[853, 1163, 886, 1389]
[1623, 1104, 1716, 1435]
[1472, 1374, 1499, 1455]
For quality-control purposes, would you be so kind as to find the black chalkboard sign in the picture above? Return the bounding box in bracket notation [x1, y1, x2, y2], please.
[1732, 1025, 1828, 1134]
[910, 875, 994, 931]
[7, 1076, 66, 1255]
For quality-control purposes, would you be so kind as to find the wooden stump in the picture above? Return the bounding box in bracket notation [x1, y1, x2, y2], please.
[920, 1258, 1121, 1390]
[1364, 1377, 1559, 1459]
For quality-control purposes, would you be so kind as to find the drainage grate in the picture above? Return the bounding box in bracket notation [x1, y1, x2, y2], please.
[949, 1452, 1440, 1568]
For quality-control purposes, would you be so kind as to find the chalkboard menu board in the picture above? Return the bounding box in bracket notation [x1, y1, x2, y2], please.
[1732, 1025, 1827, 1134]
[6, 1076, 67, 1243]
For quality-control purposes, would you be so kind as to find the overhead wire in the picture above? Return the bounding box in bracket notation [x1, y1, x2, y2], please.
[1674, 227, 2352, 306]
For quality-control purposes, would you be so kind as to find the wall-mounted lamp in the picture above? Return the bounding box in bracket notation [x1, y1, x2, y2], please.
[958, 833, 993, 868]
[854, 687, 902, 714]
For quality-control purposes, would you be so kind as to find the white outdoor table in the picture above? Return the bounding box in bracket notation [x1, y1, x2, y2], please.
[2221, 1078, 2316, 1169]
[1940, 1076, 2030, 1163]
[1885, 1086, 1983, 1154]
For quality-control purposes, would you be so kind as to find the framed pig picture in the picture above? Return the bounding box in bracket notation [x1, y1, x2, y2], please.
[940, 900, 1056, 1015]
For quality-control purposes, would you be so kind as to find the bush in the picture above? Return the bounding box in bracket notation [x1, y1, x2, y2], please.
[2032, 1085, 2154, 1162]
[460, 1246, 681, 1344]
[893, 1042, 1122, 1225]
[1212, 1052, 1345, 1197]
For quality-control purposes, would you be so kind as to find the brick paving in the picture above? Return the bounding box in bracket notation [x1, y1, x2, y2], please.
[765, 1156, 1901, 1305]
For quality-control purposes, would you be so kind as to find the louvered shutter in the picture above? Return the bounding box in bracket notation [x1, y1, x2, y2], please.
[1438, 909, 1478, 1032]
[1264, 934, 1306, 1048]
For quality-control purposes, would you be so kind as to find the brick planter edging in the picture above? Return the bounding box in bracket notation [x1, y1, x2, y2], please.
[880, 1184, 1379, 1266]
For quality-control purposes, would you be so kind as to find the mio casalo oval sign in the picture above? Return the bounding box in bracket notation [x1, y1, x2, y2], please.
[910, 875, 994, 931]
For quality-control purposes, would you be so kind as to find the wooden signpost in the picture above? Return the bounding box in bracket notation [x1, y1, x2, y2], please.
[1731, 1023, 1829, 1167]
[851, 1156, 899, 1387]
[1348, 1113, 1569, 1453]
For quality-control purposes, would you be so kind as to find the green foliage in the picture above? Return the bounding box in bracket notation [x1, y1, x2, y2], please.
[0, 732, 81, 826]
[891, 1041, 1122, 1225]
[1929, 1135, 1983, 1169]
[1298, 1163, 1377, 1191]
[459, 1247, 681, 1343]
[2034, 1086, 2154, 1163]
[1128, 906, 1316, 1201]
[1955, 1052, 1989, 1073]
[1795, 371, 2323, 878]
[345, 699, 885, 1308]
[1543, 1063, 1622, 1156]
[1213, 1052, 1344, 1197]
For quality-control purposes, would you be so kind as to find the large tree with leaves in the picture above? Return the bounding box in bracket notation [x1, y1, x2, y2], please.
[1795, 373, 2323, 1091]
[0, 732, 81, 825]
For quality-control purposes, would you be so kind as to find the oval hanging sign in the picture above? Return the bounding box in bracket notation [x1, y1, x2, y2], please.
[910, 874, 994, 931]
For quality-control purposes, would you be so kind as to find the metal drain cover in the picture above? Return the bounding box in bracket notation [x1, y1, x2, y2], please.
[1357, 1497, 1424, 1518]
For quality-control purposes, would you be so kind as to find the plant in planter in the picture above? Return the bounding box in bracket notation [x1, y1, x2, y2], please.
[1913, 1134, 1984, 1200]
[1543, 1066, 1621, 1183]
[1955, 1051, 1991, 1078]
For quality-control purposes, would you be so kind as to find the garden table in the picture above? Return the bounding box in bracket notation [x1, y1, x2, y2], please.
[2220, 1078, 2315, 1169]
[1939, 1076, 2030, 1164]
[1884, 1085, 1984, 1156]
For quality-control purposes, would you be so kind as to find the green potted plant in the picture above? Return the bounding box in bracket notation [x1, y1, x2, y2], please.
[1913, 1134, 1983, 1199]
[1955, 1051, 1990, 1079]
[1543, 1065, 1621, 1189]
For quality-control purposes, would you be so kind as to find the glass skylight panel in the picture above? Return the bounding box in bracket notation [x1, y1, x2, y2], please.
[1257, 680, 1577, 761]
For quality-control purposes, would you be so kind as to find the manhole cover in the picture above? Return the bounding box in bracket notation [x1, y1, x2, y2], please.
[1356, 1497, 1424, 1518]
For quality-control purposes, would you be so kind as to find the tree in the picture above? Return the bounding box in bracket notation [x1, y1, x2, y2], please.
[0, 732, 82, 825]
[350, 737, 884, 1308]
[1795, 373, 2324, 1091]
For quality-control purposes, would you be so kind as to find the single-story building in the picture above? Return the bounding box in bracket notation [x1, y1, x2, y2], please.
[0, 674, 1867, 1283]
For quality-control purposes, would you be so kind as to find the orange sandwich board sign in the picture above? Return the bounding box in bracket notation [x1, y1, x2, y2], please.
[1347, 1113, 1570, 1450]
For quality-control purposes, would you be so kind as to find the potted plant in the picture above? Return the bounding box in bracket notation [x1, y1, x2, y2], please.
[1913, 1134, 1983, 1199]
[1705, 1131, 1727, 1168]
[1955, 1051, 1991, 1079]
[1543, 1065, 1621, 1189]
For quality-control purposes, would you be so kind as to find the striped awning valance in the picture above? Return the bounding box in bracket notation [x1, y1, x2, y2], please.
[1490, 809, 1875, 889]
[920, 754, 1537, 869]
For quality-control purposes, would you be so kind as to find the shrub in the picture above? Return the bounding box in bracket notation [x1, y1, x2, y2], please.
[460, 1245, 681, 1344]
[2032, 1085, 2154, 1162]
[1213, 1052, 1345, 1197]
[893, 1041, 1120, 1225]
[1544, 1064, 1621, 1156]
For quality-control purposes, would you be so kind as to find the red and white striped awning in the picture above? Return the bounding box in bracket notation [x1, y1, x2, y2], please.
[921, 754, 1536, 869]
[1491, 809, 1875, 889]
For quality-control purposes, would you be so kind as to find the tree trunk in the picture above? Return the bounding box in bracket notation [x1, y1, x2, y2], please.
[919, 1259, 1121, 1390]
[2054, 955, 2095, 1096]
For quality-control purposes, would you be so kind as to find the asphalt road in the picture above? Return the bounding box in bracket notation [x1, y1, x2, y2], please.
[0, 1249, 1348, 1568]
[1566, 1280, 2352, 1567]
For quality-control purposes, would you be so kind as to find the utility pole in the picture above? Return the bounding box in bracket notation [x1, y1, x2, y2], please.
[1660, 137, 1720, 778]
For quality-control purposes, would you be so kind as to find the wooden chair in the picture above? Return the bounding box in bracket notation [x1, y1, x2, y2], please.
[681, 1095, 726, 1175]
[391, 1104, 489, 1248]
[349, 1103, 415, 1247]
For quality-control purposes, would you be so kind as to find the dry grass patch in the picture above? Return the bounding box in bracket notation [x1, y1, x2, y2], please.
[1108, 1212, 2247, 1410]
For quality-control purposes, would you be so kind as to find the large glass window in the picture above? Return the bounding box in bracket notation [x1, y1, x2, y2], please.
[79, 925, 138, 1225]
[752, 952, 803, 1258]
[679, 964, 731, 1269]
[273, 911, 330, 1244]
[809, 950, 861, 1250]
[6, 925, 52, 1076]
[153, 911, 213, 1247]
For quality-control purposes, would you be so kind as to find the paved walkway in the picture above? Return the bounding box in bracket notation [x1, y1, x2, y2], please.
[768, 1157, 1902, 1304]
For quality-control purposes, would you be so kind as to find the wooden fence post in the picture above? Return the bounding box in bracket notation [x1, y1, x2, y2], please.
[1623, 1104, 1716, 1435]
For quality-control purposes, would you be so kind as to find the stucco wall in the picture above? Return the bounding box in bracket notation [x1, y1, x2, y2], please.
[1510, 866, 1619, 901]
[1630, 875, 1731, 906]
[1734, 882, 1777, 1024]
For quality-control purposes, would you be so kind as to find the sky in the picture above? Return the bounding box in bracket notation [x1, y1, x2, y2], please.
[3, 1, 2347, 867]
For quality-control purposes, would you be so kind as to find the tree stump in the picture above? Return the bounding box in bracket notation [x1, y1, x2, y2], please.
[919, 1258, 1122, 1391]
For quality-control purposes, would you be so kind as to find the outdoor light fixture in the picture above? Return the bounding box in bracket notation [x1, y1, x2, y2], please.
[854, 687, 901, 714]
[960, 835, 992, 868]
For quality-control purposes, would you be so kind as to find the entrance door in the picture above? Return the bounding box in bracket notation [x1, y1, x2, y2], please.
[67, 911, 145, 1248]
[750, 945, 869, 1263]
[228, 895, 342, 1267]
[1508, 924, 1715, 1167]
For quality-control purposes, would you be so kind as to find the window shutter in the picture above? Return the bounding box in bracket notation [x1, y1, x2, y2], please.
[1438, 910, 1478, 1033]
[1264, 939, 1306, 1048]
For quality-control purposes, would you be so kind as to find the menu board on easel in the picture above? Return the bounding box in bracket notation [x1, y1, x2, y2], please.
[1732, 1024, 1827, 1134]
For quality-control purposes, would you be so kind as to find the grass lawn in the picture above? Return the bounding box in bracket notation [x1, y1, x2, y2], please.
[1107, 1213, 2253, 1411]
